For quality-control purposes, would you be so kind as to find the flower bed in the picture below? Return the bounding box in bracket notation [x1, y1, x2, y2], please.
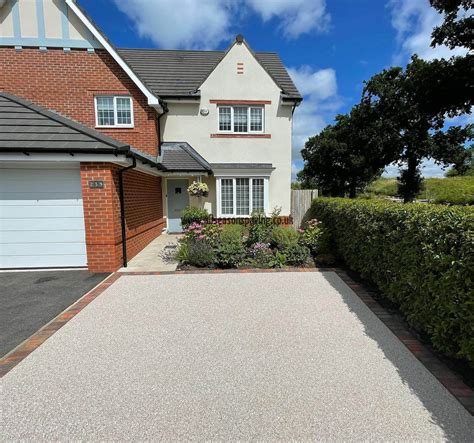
[175, 210, 331, 270]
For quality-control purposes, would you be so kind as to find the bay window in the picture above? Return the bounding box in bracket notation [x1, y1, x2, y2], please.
[217, 177, 268, 217]
[95, 96, 133, 128]
[217, 106, 264, 133]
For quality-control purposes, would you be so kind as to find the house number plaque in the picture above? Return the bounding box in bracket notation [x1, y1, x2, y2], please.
[89, 180, 104, 189]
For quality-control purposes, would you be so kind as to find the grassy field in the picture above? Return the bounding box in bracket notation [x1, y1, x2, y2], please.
[366, 177, 474, 205]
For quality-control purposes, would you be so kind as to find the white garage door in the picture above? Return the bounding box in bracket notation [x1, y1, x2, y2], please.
[0, 165, 87, 268]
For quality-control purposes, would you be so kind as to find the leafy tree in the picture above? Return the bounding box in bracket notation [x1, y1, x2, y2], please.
[446, 145, 474, 175]
[363, 56, 472, 202]
[430, 0, 474, 50]
[299, 103, 397, 197]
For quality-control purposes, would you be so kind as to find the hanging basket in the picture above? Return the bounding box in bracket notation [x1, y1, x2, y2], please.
[187, 181, 209, 197]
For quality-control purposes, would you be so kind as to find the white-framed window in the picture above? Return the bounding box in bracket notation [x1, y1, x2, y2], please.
[95, 96, 134, 128]
[217, 177, 268, 217]
[217, 106, 264, 133]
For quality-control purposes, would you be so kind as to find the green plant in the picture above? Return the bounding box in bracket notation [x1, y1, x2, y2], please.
[298, 219, 325, 255]
[268, 251, 287, 268]
[271, 226, 299, 250]
[246, 242, 275, 268]
[247, 211, 273, 245]
[216, 225, 246, 268]
[284, 244, 310, 266]
[180, 206, 210, 229]
[310, 197, 474, 365]
[182, 238, 215, 267]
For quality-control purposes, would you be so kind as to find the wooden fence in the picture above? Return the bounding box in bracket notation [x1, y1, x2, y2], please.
[291, 189, 318, 228]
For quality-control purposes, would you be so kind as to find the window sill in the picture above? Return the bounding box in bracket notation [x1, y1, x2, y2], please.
[96, 126, 135, 130]
[211, 133, 271, 139]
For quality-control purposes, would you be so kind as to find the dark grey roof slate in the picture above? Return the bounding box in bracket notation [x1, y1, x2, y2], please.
[117, 48, 302, 100]
[0, 92, 130, 153]
[160, 142, 211, 172]
[210, 163, 274, 169]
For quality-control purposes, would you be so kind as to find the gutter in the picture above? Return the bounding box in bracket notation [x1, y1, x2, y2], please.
[118, 157, 137, 268]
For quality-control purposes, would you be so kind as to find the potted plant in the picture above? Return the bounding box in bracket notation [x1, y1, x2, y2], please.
[187, 181, 209, 197]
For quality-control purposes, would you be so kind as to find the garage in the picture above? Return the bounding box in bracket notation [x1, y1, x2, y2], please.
[0, 165, 87, 269]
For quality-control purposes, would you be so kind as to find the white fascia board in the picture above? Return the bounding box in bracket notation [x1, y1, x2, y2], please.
[66, 0, 162, 112]
[0, 153, 129, 163]
[0, 153, 164, 176]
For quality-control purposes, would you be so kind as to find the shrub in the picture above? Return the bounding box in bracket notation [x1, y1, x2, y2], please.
[246, 242, 276, 268]
[310, 198, 474, 364]
[298, 219, 325, 255]
[284, 244, 310, 266]
[181, 206, 210, 229]
[271, 226, 299, 250]
[183, 238, 215, 267]
[247, 211, 273, 245]
[216, 225, 246, 268]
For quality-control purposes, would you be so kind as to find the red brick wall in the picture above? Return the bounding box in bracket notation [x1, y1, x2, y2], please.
[0, 47, 158, 157]
[80, 163, 165, 272]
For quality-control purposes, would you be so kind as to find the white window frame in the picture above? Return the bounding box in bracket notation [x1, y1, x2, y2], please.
[216, 176, 269, 217]
[217, 105, 264, 134]
[95, 96, 134, 128]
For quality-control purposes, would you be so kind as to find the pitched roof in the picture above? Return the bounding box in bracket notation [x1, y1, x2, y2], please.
[0, 92, 130, 153]
[160, 142, 212, 172]
[117, 48, 302, 101]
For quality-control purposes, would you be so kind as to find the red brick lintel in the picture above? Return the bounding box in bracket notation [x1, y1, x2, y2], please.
[209, 99, 272, 105]
[211, 133, 271, 139]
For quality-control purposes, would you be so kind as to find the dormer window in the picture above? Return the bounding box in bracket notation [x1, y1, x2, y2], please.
[95, 96, 133, 128]
[218, 105, 264, 133]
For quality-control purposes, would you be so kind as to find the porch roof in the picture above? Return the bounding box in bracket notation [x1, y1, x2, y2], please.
[159, 142, 212, 173]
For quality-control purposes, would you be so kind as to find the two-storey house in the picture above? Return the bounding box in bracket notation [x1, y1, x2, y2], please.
[0, 0, 301, 272]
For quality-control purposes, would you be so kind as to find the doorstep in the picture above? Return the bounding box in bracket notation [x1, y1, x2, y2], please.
[119, 234, 181, 273]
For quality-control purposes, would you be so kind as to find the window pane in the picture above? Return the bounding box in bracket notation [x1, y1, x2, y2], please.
[233, 107, 248, 132]
[252, 179, 264, 212]
[236, 178, 250, 215]
[221, 179, 234, 215]
[116, 97, 132, 125]
[250, 107, 262, 131]
[96, 97, 114, 126]
[219, 107, 231, 131]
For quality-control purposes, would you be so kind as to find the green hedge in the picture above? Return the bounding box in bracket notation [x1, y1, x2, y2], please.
[310, 198, 474, 364]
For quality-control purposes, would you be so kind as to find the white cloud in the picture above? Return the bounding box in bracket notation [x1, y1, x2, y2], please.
[287, 67, 342, 180]
[388, 0, 468, 63]
[113, 0, 232, 49]
[246, 0, 330, 38]
[113, 0, 330, 49]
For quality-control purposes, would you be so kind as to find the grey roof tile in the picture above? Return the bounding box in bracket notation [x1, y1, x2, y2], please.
[0, 92, 130, 154]
[117, 48, 302, 100]
[160, 142, 211, 172]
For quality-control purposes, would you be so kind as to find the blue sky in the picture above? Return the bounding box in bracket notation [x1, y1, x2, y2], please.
[81, 0, 470, 179]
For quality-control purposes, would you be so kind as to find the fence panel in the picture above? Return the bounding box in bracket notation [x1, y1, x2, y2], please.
[291, 189, 318, 228]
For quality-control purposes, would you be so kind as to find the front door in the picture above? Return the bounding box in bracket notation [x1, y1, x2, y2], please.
[167, 179, 189, 233]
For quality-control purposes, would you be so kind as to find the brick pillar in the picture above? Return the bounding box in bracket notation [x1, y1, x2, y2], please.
[80, 162, 123, 272]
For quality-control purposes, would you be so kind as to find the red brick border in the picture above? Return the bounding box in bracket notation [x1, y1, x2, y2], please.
[0, 273, 122, 378]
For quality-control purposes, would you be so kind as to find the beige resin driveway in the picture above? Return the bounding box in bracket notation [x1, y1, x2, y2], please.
[1, 272, 473, 440]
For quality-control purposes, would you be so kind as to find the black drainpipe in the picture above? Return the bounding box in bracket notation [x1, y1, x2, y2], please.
[157, 102, 169, 156]
[118, 157, 136, 268]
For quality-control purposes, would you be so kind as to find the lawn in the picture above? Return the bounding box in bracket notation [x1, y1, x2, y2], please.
[366, 176, 474, 205]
